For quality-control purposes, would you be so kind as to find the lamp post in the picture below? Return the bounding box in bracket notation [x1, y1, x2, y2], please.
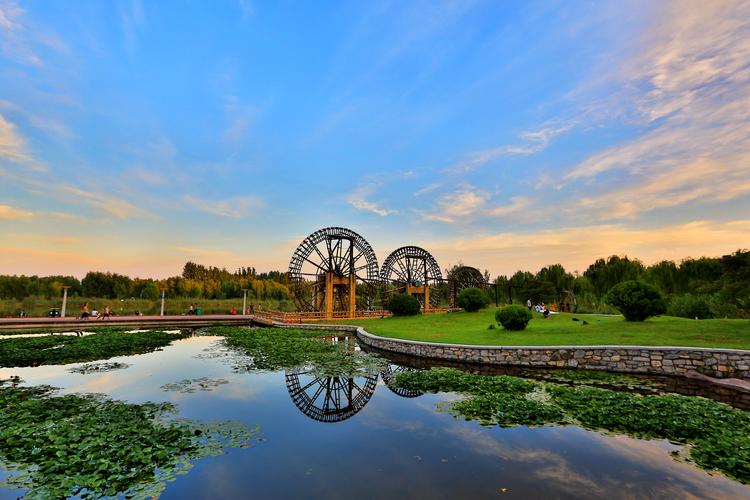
[61, 286, 71, 318]
[241, 289, 249, 316]
[160, 289, 166, 316]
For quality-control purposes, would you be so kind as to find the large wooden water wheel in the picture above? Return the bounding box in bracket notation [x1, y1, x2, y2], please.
[380, 246, 442, 310]
[288, 227, 379, 318]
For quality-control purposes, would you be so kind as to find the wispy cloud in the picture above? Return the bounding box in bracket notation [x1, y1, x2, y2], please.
[0, 203, 32, 219]
[0, 0, 41, 65]
[223, 95, 264, 144]
[418, 185, 531, 224]
[446, 123, 572, 174]
[414, 182, 441, 197]
[561, 1, 750, 220]
[119, 0, 146, 51]
[60, 186, 152, 219]
[0, 112, 43, 170]
[172, 245, 233, 258]
[182, 195, 264, 218]
[28, 114, 74, 141]
[346, 171, 416, 217]
[346, 183, 398, 217]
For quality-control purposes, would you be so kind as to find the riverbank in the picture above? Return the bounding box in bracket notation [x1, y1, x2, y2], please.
[344, 311, 750, 350]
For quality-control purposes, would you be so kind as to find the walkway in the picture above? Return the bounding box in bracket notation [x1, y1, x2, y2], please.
[0, 314, 262, 331]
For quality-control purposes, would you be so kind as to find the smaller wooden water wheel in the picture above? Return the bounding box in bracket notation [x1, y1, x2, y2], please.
[380, 246, 443, 310]
[448, 265, 489, 307]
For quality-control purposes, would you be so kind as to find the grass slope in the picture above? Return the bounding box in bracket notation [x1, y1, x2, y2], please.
[347, 310, 750, 349]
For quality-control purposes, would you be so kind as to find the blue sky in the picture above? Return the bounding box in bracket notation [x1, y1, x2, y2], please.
[1, 0, 749, 278]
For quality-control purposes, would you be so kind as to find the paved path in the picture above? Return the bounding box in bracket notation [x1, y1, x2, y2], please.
[0, 314, 267, 331]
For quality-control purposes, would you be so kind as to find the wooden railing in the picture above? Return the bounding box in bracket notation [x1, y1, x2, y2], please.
[254, 307, 460, 324]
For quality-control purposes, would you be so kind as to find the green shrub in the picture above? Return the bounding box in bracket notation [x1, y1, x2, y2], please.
[386, 294, 421, 316]
[456, 287, 490, 312]
[495, 305, 532, 331]
[668, 294, 714, 319]
[604, 280, 666, 321]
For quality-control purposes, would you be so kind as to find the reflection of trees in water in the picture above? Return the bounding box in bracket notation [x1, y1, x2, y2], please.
[285, 368, 378, 423]
[381, 364, 423, 398]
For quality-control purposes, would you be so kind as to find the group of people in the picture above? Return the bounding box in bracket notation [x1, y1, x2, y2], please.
[225, 304, 256, 315]
[79, 302, 112, 320]
[526, 298, 556, 318]
[74, 302, 258, 319]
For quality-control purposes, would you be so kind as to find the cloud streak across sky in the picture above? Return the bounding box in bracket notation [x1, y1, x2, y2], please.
[0, 1, 749, 278]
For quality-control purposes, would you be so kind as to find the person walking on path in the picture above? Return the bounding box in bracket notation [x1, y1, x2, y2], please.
[526, 298, 532, 311]
[79, 302, 90, 320]
[99, 305, 111, 319]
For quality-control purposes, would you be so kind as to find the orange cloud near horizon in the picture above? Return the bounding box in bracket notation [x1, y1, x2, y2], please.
[427, 219, 750, 277]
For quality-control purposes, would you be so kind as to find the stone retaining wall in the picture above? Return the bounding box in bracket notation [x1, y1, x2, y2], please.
[354, 327, 750, 379]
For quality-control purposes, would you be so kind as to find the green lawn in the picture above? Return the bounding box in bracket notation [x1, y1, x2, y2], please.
[345, 310, 750, 349]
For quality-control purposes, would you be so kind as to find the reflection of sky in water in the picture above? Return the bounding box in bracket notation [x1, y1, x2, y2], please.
[2, 336, 749, 499]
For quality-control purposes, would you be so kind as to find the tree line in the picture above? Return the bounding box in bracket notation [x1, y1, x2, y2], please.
[0, 262, 290, 302]
[0, 250, 748, 317]
[493, 249, 749, 318]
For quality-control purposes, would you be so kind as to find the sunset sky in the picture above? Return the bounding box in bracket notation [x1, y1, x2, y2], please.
[1, 0, 749, 279]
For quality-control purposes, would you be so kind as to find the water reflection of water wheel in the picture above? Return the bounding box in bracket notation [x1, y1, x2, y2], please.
[381, 364, 423, 398]
[285, 369, 378, 423]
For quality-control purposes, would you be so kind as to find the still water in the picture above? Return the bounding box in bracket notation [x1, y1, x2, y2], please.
[2, 334, 749, 499]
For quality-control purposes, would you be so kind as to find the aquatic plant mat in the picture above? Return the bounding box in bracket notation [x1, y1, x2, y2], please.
[0, 379, 259, 498]
[67, 361, 130, 374]
[207, 326, 386, 377]
[0, 330, 188, 367]
[394, 368, 750, 483]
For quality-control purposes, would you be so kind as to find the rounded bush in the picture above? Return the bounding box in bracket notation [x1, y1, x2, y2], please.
[604, 280, 666, 321]
[668, 294, 713, 319]
[495, 305, 532, 331]
[386, 294, 421, 316]
[456, 287, 490, 312]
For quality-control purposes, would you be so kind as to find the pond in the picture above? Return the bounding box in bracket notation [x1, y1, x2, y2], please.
[1, 328, 750, 499]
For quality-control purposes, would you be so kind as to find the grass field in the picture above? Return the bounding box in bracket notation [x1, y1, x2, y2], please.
[346, 310, 750, 349]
